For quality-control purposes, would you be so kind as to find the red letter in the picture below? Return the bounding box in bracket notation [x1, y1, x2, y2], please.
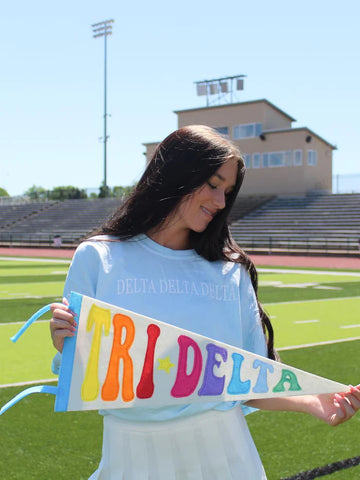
[136, 324, 161, 399]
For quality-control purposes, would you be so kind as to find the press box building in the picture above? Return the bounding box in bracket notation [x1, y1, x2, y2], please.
[143, 99, 335, 196]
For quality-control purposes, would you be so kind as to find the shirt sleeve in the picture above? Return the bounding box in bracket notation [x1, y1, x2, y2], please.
[63, 240, 101, 301]
[51, 351, 62, 375]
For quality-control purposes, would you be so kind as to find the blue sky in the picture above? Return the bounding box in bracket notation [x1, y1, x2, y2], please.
[1, 0, 359, 196]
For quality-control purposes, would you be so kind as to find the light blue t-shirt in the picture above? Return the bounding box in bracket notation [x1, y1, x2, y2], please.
[55, 234, 267, 421]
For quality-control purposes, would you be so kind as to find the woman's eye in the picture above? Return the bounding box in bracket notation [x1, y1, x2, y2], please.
[207, 182, 217, 189]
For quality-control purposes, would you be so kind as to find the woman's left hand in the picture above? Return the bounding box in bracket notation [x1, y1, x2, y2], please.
[311, 384, 360, 426]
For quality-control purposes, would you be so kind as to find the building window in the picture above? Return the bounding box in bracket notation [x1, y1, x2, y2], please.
[244, 154, 252, 169]
[269, 152, 284, 167]
[285, 151, 293, 166]
[307, 150, 317, 166]
[294, 150, 303, 166]
[233, 123, 262, 139]
[215, 126, 229, 136]
[254, 123, 262, 136]
[253, 153, 261, 168]
[262, 153, 269, 168]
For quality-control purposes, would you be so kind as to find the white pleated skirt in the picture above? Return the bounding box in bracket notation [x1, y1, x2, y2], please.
[88, 406, 266, 480]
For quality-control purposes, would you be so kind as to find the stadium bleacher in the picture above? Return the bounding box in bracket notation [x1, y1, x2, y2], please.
[0, 198, 121, 246]
[0, 194, 359, 254]
[228, 195, 275, 223]
[230, 193, 360, 254]
[0, 202, 56, 228]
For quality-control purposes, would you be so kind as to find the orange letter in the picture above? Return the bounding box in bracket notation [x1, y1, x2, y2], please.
[81, 304, 111, 402]
[101, 314, 135, 402]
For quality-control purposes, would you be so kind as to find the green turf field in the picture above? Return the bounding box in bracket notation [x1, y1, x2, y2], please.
[0, 258, 359, 479]
[0, 259, 67, 386]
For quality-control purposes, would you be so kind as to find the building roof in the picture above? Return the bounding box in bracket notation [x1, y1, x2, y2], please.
[174, 99, 296, 122]
[262, 127, 337, 149]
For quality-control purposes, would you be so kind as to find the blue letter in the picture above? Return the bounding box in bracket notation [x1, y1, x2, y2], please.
[252, 359, 274, 393]
[227, 353, 251, 395]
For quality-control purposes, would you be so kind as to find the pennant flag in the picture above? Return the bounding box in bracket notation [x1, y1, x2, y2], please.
[1, 292, 347, 414]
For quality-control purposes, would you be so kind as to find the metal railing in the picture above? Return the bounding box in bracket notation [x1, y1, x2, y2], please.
[0, 232, 81, 247]
[233, 235, 360, 255]
[1, 231, 359, 255]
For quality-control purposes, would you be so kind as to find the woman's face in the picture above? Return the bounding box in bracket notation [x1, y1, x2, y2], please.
[172, 158, 238, 238]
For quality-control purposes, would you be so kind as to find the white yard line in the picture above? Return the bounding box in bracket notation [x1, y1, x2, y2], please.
[294, 319, 320, 324]
[264, 296, 360, 306]
[0, 295, 61, 300]
[313, 286, 342, 290]
[0, 379, 57, 389]
[277, 336, 360, 351]
[0, 319, 49, 326]
[0, 256, 70, 263]
[258, 267, 360, 277]
[340, 324, 360, 329]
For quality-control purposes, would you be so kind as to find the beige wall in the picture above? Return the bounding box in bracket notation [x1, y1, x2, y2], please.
[237, 130, 332, 195]
[176, 101, 293, 133]
[143, 100, 334, 195]
[143, 143, 158, 163]
[177, 102, 264, 130]
[263, 107, 292, 131]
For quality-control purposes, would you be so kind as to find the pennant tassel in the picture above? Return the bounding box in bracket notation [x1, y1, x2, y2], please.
[0, 385, 58, 415]
[10, 304, 53, 343]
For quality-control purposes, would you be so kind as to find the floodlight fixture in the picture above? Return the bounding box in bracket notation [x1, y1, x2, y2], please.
[91, 19, 115, 28]
[220, 81, 229, 93]
[196, 83, 207, 96]
[194, 74, 246, 106]
[209, 83, 219, 95]
[91, 19, 114, 195]
[236, 78, 244, 90]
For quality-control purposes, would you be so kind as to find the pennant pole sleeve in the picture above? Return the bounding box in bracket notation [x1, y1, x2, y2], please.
[54, 292, 83, 412]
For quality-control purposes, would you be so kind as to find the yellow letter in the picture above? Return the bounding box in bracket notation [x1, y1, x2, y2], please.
[81, 304, 111, 401]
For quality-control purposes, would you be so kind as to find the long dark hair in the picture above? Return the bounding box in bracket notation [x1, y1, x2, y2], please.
[97, 125, 276, 359]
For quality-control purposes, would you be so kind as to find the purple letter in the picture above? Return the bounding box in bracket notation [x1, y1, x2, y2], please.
[198, 343, 227, 396]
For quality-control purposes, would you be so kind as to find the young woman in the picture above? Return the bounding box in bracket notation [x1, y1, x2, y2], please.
[50, 125, 360, 480]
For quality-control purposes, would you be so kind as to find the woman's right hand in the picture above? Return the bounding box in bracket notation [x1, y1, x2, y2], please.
[50, 297, 77, 353]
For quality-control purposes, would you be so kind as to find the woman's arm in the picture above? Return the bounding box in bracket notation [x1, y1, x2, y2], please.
[245, 385, 360, 427]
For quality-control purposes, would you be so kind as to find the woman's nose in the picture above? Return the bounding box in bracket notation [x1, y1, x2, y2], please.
[213, 189, 226, 209]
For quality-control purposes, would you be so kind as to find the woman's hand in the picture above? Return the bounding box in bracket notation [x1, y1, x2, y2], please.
[309, 385, 360, 427]
[50, 297, 77, 353]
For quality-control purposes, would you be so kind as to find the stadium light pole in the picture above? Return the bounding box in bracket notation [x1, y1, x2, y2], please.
[91, 19, 114, 196]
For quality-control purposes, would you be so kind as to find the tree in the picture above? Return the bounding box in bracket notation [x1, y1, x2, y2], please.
[24, 185, 48, 200]
[48, 186, 87, 201]
[98, 183, 111, 198]
[0, 187, 9, 197]
[112, 185, 134, 198]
